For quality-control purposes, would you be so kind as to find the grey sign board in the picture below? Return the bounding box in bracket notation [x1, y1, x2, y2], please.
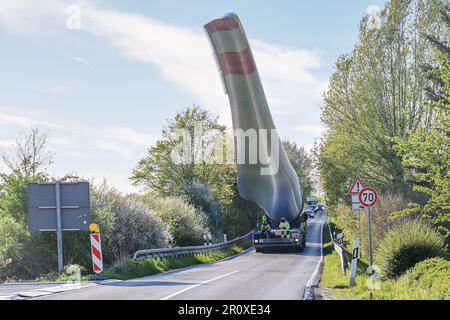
[28, 182, 91, 232]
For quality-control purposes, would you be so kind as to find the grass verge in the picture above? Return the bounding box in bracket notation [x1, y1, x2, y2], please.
[102, 239, 253, 280]
[320, 220, 372, 300]
[320, 220, 450, 300]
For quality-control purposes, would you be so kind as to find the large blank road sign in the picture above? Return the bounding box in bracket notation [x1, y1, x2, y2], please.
[28, 182, 91, 231]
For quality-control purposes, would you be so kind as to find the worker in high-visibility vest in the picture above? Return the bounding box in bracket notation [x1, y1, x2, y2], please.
[261, 221, 271, 238]
[279, 217, 290, 239]
[261, 214, 267, 225]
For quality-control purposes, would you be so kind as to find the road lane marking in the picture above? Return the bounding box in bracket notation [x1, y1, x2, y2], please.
[160, 270, 240, 300]
[306, 214, 325, 288]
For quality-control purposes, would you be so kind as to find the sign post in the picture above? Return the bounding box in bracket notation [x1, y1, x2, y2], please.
[359, 187, 379, 270]
[348, 177, 365, 211]
[27, 181, 91, 274]
[55, 181, 64, 273]
[349, 240, 360, 287]
[90, 234, 103, 274]
[89, 223, 103, 274]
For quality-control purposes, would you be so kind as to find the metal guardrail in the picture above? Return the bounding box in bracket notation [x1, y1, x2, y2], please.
[133, 231, 254, 260]
[327, 220, 347, 274]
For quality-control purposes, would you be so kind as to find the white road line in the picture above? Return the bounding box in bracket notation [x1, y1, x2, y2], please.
[306, 214, 325, 288]
[160, 270, 240, 300]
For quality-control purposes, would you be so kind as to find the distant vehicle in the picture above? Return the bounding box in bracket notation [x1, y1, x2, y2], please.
[304, 206, 316, 219]
[315, 204, 325, 214]
[306, 197, 318, 208]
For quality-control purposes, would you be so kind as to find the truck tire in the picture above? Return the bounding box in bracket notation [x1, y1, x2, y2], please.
[298, 239, 306, 253]
[256, 247, 262, 253]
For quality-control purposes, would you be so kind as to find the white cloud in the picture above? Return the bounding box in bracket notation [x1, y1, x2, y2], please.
[94, 141, 132, 158]
[366, 5, 382, 30]
[0, 1, 329, 192]
[0, 1, 63, 36]
[102, 126, 156, 147]
[51, 137, 72, 146]
[0, 0, 327, 126]
[291, 124, 325, 136]
[40, 85, 79, 94]
[0, 139, 15, 149]
[73, 56, 89, 65]
[0, 111, 62, 129]
[366, 5, 381, 15]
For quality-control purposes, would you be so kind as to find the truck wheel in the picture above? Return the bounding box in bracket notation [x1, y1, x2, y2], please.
[298, 239, 306, 253]
[256, 247, 262, 253]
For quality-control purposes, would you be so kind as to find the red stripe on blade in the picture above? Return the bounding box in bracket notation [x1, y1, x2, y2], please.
[92, 245, 102, 260]
[218, 48, 256, 76]
[205, 16, 239, 34]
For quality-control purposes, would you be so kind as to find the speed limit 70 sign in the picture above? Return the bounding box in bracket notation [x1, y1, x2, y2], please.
[358, 187, 379, 207]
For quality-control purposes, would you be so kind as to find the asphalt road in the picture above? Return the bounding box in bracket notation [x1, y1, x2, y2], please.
[38, 212, 326, 300]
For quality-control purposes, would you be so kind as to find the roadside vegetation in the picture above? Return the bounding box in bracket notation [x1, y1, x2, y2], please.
[0, 106, 314, 281]
[317, 0, 449, 300]
[320, 221, 450, 300]
[103, 240, 252, 281]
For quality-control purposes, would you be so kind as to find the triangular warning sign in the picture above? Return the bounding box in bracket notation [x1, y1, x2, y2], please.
[348, 177, 365, 194]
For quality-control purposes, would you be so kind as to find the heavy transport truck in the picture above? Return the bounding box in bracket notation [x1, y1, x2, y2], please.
[204, 14, 307, 253]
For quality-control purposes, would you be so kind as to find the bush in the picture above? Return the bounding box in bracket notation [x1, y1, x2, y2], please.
[112, 198, 168, 260]
[140, 194, 206, 247]
[174, 179, 214, 215]
[377, 258, 450, 300]
[332, 193, 408, 260]
[91, 183, 168, 263]
[0, 216, 57, 281]
[376, 220, 447, 279]
[0, 216, 27, 280]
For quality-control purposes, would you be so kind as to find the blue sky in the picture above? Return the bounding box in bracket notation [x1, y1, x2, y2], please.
[0, 0, 386, 193]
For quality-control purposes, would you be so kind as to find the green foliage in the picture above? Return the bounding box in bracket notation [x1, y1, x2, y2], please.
[0, 214, 57, 280]
[0, 216, 27, 279]
[321, 221, 449, 300]
[393, 13, 450, 245]
[174, 179, 214, 217]
[283, 140, 315, 198]
[376, 220, 447, 279]
[140, 194, 206, 247]
[332, 193, 408, 260]
[318, 0, 447, 206]
[91, 182, 168, 263]
[0, 174, 45, 225]
[131, 105, 256, 238]
[131, 106, 234, 202]
[377, 258, 450, 300]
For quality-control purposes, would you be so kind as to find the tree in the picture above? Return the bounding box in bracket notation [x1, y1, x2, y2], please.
[394, 5, 450, 245]
[282, 140, 315, 197]
[1, 126, 52, 179]
[131, 106, 236, 204]
[319, 0, 447, 206]
[0, 127, 51, 224]
[131, 105, 256, 236]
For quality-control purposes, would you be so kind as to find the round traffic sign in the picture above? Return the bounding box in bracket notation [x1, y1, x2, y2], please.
[358, 187, 379, 207]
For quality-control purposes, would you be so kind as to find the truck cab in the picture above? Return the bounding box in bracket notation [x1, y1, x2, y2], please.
[254, 214, 307, 253]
